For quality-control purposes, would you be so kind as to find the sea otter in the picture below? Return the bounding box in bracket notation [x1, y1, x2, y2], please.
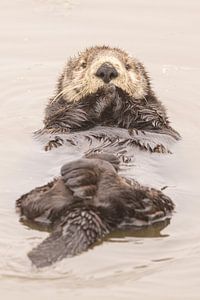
[36, 46, 180, 153]
[16, 154, 174, 268]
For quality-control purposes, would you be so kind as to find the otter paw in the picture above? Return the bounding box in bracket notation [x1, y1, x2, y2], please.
[44, 136, 64, 151]
[104, 83, 116, 95]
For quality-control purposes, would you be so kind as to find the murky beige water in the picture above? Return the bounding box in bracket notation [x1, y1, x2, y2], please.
[0, 0, 200, 299]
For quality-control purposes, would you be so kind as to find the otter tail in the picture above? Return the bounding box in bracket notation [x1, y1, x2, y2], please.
[28, 208, 109, 268]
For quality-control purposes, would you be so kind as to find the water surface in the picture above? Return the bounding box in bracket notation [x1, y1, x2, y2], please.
[0, 0, 200, 299]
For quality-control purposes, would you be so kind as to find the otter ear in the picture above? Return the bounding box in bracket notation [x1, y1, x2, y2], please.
[28, 208, 109, 268]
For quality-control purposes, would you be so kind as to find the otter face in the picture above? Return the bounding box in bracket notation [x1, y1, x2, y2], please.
[60, 46, 150, 102]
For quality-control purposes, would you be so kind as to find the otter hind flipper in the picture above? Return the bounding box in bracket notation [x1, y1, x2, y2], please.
[132, 187, 175, 224]
[16, 179, 73, 225]
[28, 208, 109, 268]
[60, 156, 117, 199]
[16, 181, 56, 219]
[60, 159, 98, 199]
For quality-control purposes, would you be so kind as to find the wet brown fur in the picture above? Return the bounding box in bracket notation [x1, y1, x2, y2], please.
[37, 46, 180, 151]
[16, 47, 179, 267]
[16, 154, 174, 268]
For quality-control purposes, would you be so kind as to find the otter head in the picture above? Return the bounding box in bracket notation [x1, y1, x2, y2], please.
[58, 46, 150, 103]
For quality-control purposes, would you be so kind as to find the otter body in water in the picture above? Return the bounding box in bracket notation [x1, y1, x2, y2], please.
[37, 46, 180, 152]
[16, 154, 174, 268]
[16, 47, 179, 267]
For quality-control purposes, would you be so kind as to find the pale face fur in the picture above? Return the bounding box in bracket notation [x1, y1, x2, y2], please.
[59, 46, 149, 103]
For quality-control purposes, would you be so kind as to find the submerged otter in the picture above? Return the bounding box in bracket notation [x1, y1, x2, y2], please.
[16, 154, 174, 268]
[37, 46, 180, 152]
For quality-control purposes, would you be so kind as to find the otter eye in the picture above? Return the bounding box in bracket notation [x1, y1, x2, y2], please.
[81, 62, 87, 69]
[125, 64, 131, 70]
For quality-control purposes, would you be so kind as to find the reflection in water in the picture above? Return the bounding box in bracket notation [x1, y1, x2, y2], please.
[20, 210, 171, 237]
[108, 219, 171, 240]
[19, 218, 53, 233]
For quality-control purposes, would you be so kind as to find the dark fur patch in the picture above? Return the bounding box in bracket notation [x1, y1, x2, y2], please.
[16, 154, 175, 267]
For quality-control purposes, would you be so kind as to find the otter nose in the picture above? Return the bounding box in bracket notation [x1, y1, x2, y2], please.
[95, 63, 118, 83]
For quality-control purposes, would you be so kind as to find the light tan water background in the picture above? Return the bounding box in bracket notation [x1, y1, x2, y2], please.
[0, 0, 200, 299]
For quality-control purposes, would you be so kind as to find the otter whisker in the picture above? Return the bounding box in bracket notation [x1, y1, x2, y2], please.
[51, 84, 83, 103]
[69, 89, 85, 102]
[61, 83, 83, 95]
[51, 90, 64, 103]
